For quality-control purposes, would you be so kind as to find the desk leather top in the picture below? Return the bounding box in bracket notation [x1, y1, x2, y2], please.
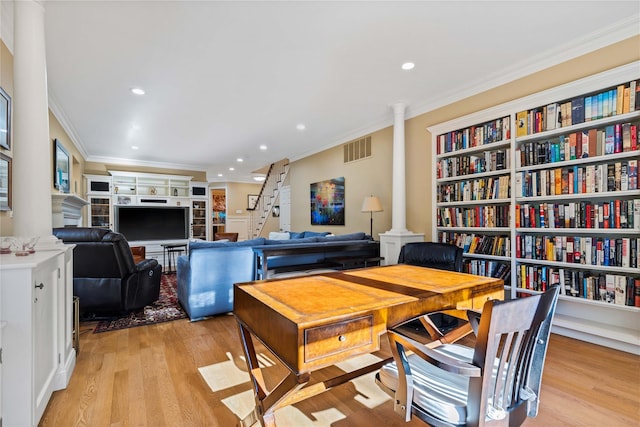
[235, 265, 502, 325]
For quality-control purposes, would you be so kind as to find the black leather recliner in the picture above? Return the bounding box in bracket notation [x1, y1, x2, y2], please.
[53, 227, 162, 315]
[398, 242, 463, 272]
[398, 241, 466, 338]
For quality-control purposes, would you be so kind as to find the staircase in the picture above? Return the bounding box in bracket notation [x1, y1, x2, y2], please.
[248, 159, 289, 238]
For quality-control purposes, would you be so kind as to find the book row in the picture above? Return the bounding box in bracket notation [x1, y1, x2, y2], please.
[438, 232, 511, 257]
[516, 235, 639, 269]
[436, 149, 510, 179]
[463, 259, 511, 285]
[516, 265, 639, 307]
[515, 79, 640, 136]
[437, 175, 511, 203]
[437, 205, 510, 228]
[436, 116, 510, 155]
[516, 122, 639, 167]
[515, 160, 638, 198]
[515, 199, 640, 230]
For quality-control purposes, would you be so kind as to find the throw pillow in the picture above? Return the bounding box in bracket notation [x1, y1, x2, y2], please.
[268, 231, 290, 240]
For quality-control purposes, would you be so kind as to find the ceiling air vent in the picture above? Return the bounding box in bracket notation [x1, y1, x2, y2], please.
[343, 135, 372, 163]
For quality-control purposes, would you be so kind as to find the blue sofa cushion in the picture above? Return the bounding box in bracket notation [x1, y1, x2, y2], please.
[316, 232, 367, 242]
[189, 237, 266, 251]
[289, 231, 305, 239]
[302, 231, 330, 238]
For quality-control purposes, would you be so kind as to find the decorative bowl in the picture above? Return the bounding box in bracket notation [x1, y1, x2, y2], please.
[10, 237, 39, 256]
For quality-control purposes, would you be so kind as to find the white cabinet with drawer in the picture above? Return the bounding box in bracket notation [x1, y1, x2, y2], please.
[0, 246, 75, 426]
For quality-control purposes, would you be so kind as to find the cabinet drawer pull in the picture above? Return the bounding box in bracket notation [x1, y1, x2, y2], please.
[35, 283, 44, 289]
[338, 335, 346, 342]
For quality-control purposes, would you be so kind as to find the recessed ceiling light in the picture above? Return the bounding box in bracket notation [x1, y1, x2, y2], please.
[253, 176, 266, 182]
[217, 173, 223, 177]
[296, 123, 306, 131]
[229, 167, 235, 171]
[130, 87, 145, 95]
[259, 145, 267, 151]
[401, 62, 415, 70]
[131, 145, 139, 150]
[237, 158, 243, 162]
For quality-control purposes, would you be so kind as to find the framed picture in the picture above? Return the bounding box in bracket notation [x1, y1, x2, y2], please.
[0, 86, 10, 150]
[310, 177, 345, 225]
[53, 139, 70, 193]
[247, 194, 259, 210]
[0, 153, 11, 211]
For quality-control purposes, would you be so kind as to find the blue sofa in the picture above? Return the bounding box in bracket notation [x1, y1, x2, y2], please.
[176, 231, 377, 320]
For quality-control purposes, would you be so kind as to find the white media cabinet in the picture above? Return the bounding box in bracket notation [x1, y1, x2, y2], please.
[84, 171, 211, 243]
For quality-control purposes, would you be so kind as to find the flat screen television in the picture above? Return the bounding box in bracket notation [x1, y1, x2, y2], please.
[114, 206, 189, 241]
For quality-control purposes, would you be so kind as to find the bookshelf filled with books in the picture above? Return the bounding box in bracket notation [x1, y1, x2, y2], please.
[430, 61, 640, 354]
[434, 115, 513, 286]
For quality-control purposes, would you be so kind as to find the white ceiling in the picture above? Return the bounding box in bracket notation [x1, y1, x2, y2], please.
[23, 1, 640, 181]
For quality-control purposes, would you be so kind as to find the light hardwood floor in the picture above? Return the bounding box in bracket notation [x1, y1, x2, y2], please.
[40, 314, 640, 427]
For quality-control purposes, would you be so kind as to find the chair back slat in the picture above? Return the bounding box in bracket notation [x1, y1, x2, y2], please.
[472, 295, 541, 425]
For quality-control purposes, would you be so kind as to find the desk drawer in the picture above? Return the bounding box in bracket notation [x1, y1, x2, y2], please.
[456, 289, 504, 311]
[304, 316, 373, 362]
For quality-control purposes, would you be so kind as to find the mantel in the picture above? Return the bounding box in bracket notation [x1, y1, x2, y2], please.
[51, 193, 89, 228]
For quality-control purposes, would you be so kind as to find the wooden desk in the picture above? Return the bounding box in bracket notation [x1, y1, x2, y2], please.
[233, 264, 503, 426]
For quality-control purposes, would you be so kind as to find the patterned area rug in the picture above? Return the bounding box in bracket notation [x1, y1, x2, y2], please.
[93, 273, 187, 333]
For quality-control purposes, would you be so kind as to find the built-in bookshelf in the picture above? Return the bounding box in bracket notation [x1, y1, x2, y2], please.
[429, 61, 640, 355]
[435, 115, 513, 287]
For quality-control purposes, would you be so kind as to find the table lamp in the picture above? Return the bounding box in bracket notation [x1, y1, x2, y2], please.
[361, 195, 383, 238]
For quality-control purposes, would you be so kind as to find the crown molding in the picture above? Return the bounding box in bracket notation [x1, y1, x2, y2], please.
[86, 154, 206, 173]
[48, 91, 89, 159]
[407, 15, 640, 122]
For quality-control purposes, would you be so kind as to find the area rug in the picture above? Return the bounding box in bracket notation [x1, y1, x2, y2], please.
[93, 273, 187, 333]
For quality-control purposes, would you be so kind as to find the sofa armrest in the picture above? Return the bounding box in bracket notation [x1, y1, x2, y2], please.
[136, 258, 159, 272]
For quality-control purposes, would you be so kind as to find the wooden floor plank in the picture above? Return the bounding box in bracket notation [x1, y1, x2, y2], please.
[40, 315, 640, 426]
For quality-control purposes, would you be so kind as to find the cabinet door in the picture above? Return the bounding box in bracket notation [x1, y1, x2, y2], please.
[32, 262, 59, 422]
[191, 199, 208, 240]
[89, 196, 112, 227]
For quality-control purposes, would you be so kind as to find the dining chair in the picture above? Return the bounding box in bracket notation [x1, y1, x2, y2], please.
[376, 285, 560, 426]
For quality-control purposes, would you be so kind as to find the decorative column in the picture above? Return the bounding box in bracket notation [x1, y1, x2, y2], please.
[13, 0, 56, 242]
[379, 102, 424, 264]
[390, 103, 408, 233]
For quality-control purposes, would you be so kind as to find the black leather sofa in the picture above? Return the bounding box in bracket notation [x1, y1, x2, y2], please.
[53, 227, 162, 316]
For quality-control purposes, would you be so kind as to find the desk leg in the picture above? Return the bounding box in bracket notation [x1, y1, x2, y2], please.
[236, 320, 390, 426]
[237, 321, 310, 427]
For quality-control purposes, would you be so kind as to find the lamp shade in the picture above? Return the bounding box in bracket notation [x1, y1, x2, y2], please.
[361, 195, 383, 213]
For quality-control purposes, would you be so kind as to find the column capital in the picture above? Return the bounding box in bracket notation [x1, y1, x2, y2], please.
[391, 102, 407, 114]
